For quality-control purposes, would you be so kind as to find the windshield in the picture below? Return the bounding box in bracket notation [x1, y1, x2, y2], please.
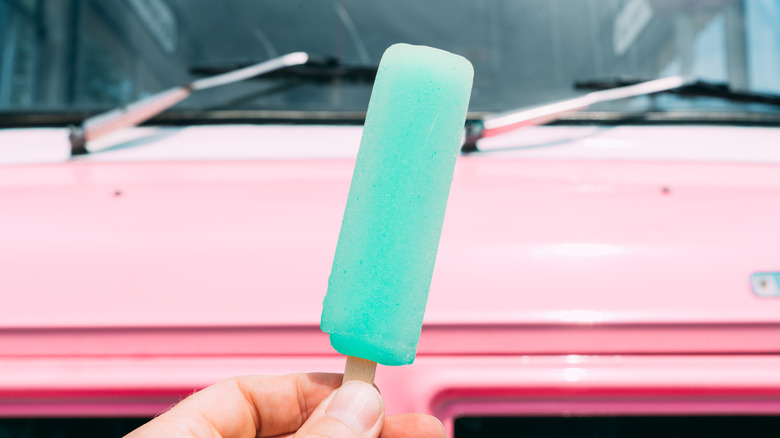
[1, 0, 780, 116]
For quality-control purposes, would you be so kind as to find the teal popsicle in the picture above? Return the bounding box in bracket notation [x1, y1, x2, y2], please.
[321, 44, 474, 368]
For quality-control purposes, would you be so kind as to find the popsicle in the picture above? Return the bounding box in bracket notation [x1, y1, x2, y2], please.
[320, 43, 474, 380]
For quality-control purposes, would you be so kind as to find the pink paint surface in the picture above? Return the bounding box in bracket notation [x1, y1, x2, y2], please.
[3, 355, 780, 420]
[2, 125, 780, 430]
[1, 155, 779, 331]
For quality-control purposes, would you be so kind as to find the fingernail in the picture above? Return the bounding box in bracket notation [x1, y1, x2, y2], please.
[326, 381, 383, 433]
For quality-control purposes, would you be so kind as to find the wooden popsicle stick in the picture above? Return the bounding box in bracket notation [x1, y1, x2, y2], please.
[343, 356, 377, 384]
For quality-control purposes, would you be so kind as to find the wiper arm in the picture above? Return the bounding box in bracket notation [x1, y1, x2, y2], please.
[463, 75, 780, 152]
[463, 76, 687, 152]
[68, 52, 377, 156]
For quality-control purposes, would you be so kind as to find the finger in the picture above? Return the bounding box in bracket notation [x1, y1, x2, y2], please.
[293, 381, 384, 438]
[265, 413, 446, 438]
[238, 373, 343, 436]
[380, 414, 447, 438]
[125, 373, 342, 438]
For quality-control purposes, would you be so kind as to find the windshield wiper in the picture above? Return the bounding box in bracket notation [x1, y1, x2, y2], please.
[68, 53, 377, 156]
[575, 77, 780, 107]
[462, 76, 780, 152]
[463, 76, 687, 152]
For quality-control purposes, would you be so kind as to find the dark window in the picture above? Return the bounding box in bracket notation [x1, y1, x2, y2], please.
[455, 415, 780, 438]
[0, 417, 150, 438]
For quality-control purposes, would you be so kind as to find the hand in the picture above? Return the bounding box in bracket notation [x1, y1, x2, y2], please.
[126, 373, 445, 438]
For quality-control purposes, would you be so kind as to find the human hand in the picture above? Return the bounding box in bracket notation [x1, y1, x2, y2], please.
[125, 373, 445, 438]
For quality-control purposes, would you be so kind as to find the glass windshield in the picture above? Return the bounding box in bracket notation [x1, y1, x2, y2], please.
[1, 0, 779, 115]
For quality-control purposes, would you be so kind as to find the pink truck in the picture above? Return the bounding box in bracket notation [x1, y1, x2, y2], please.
[2, 122, 780, 437]
[2, 1, 780, 436]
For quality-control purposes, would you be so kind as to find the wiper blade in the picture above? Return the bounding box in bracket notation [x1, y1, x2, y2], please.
[68, 52, 377, 156]
[575, 77, 780, 107]
[190, 57, 377, 84]
[463, 76, 687, 152]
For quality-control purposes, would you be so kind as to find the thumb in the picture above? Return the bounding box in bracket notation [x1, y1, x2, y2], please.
[294, 381, 385, 438]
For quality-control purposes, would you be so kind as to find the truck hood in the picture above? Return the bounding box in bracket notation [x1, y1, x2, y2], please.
[1, 125, 779, 356]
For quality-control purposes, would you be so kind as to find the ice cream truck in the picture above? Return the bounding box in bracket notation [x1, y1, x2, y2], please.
[1, 0, 780, 436]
